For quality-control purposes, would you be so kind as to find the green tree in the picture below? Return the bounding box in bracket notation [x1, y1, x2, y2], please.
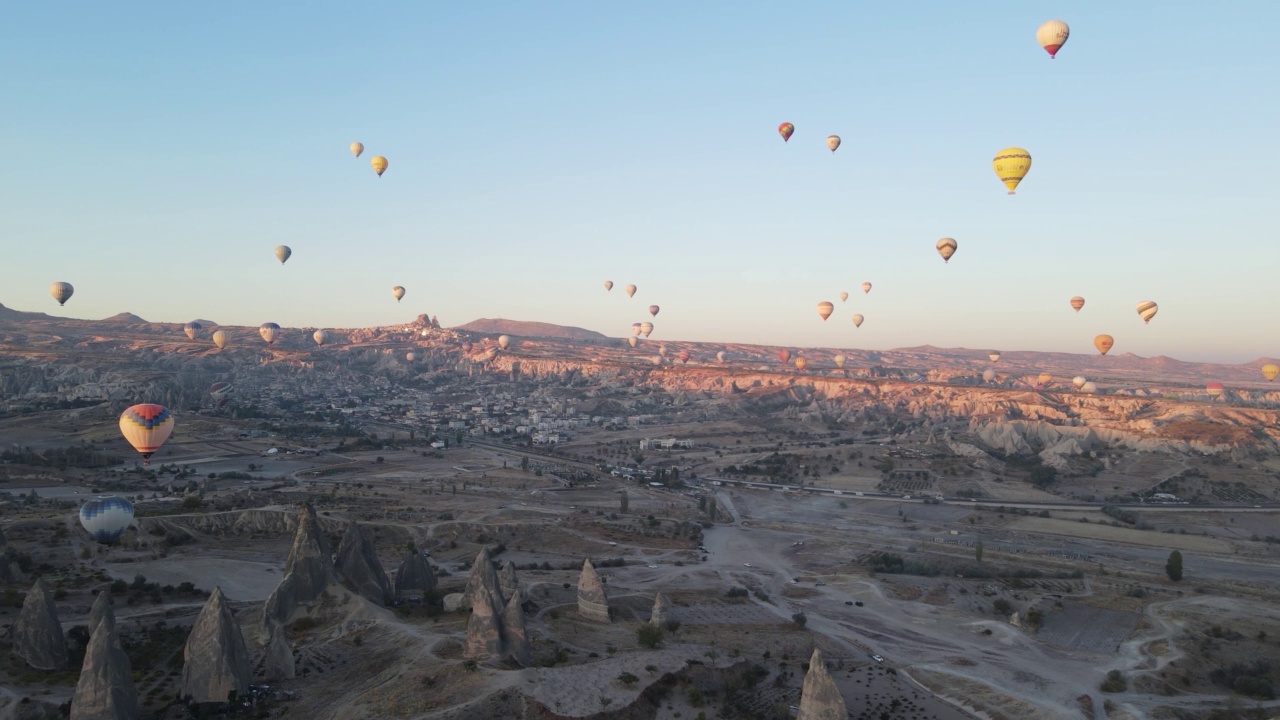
[1165, 550, 1183, 581]
[620, 491, 629, 514]
[975, 538, 984, 563]
[792, 612, 807, 628]
[520, 456, 529, 472]
[636, 623, 664, 649]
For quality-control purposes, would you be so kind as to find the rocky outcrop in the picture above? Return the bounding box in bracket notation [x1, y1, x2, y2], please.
[462, 548, 504, 610]
[498, 560, 522, 602]
[70, 594, 138, 720]
[262, 503, 334, 627]
[576, 558, 610, 623]
[14, 579, 67, 670]
[393, 552, 436, 601]
[334, 521, 391, 606]
[649, 592, 671, 627]
[179, 587, 251, 704]
[797, 648, 847, 720]
[501, 591, 532, 667]
[262, 621, 295, 681]
[463, 584, 505, 661]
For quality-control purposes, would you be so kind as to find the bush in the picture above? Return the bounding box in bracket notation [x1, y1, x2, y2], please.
[1100, 670, 1127, 693]
[792, 612, 807, 628]
[617, 672, 638, 686]
[636, 624, 664, 649]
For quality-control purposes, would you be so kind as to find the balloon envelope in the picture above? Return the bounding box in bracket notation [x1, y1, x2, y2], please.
[778, 122, 794, 142]
[1038, 373, 1053, 386]
[1036, 20, 1070, 58]
[983, 369, 996, 383]
[989, 352, 1001, 363]
[259, 323, 281, 345]
[604, 280, 613, 291]
[628, 336, 638, 348]
[313, 330, 328, 346]
[936, 238, 957, 263]
[861, 282, 872, 294]
[209, 382, 233, 398]
[350, 142, 364, 158]
[1136, 301, 1158, 324]
[631, 323, 642, 337]
[817, 302, 834, 321]
[212, 330, 229, 349]
[717, 351, 727, 363]
[274, 245, 291, 265]
[371, 156, 388, 176]
[992, 147, 1032, 194]
[825, 135, 841, 152]
[1205, 382, 1224, 397]
[649, 305, 660, 317]
[498, 335, 511, 350]
[119, 404, 174, 465]
[794, 357, 807, 371]
[1072, 376, 1088, 389]
[183, 321, 202, 341]
[625, 284, 637, 298]
[839, 292, 849, 302]
[678, 350, 690, 363]
[851, 314, 864, 328]
[1263, 364, 1280, 382]
[778, 350, 791, 363]
[392, 286, 406, 302]
[1094, 334, 1115, 355]
[833, 355, 846, 368]
[406, 352, 416, 362]
[1081, 381, 1099, 394]
[50, 282, 74, 306]
[641, 322, 654, 337]
[1070, 296, 1085, 312]
[79, 495, 135, 545]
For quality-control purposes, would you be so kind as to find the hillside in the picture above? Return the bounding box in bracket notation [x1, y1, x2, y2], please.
[453, 318, 607, 341]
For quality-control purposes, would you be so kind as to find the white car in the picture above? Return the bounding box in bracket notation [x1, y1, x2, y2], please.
[743, 563, 753, 567]
[871, 654, 884, 663]
[647, 564, 658, 569]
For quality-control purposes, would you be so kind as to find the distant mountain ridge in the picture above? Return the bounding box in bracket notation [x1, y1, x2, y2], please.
[453, 318, 606, 341]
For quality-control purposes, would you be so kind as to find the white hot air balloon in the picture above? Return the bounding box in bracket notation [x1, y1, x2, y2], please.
[1081, 381, 1099, 394]
[313, 329, 328, 346]
[641, 321, 654, 338]
[825, 135, 841, 153]
[851, 314, 864, 328]
[1072, 376, 1088, 389]
[498, 335, 511, 350]
[350, 142, 364, 158]
[628, 336, 638, 348]
[833, 355, 846, 368]
[983, 369, 997, 383]
[717, 350, 727, 363]
[625, 284, 637, 298]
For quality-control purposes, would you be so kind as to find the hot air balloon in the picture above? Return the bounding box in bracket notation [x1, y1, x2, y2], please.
[1205, 382, 1224, 397]
[1263, 364, 1280, 382]
[1072, 376, 1088, 389]
[993, 147, 1032, 194]
[119, 404, 174, 466]
[371, 156, 388, 176]
[778, 122, 795, 142]
[839, 292, 849, 302]
[658, 345, 668, 357]
[498, 335, 511, 350]
[209, 382, 232, 399]
[628, 336, 638, 348]
[1081, 381, 1099, 394]
[212, 330, 229, 349]
[778, 349, 791, 364]
[936, 238, 957, 263]
[1094, 334, 1114, 355]
[1036, 20, 1070, 59]
[183, 321, 202, 341]
[1038, 373, 1053, 386]
[651, 356, 663, 366]
[983, 369, 997, 383]
[274, 245, 291, 265]
[462, 341, 473, 353]
[794, 357, 808, 371]
[259, 322, 281, 345]
[989, 351, 1001, 363]
[1136, 301, 1158, 324]
[350, 142, 364, 158]
[678, 350, 691, 364]
[817, 302, 834, 321]
[861, 282, 872, 294]
[625, 284, 637, 298]
[313, 329, 328, 346]
[1070, 296, 1085, 312]
[851, 314, 864, 328]
[825, 135, 841, 153]
[406, 352, 416, 362]
[641, 322, 654, 338]
[833, 355, 846, 368]
[631, 323, 643, 337]
[604, 280, 614, 292]
[50, 282, 74, 306]
[79, 495, 135, 545]
[649, 305, 660, 317]
[717, 351, 727, 363]
[392, 286, 406, 302]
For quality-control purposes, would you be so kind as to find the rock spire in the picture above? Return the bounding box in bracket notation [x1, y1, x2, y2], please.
[14, 578, 67, 670]
[462, 583, 505, 661]
[334, 521, 391, 606]
[262, 503, 334, 627]
[498, 560, 522, 603]
[70, 594, 139, 720]
[462, 547, 504, 610]
[797, 648, 848, 720]
[179, 587, 252, 704]
[576, 558, 610, 623]
[501, 591, 532, 667]
[393, 551, 436, 601]
[649, 592, 671, 627]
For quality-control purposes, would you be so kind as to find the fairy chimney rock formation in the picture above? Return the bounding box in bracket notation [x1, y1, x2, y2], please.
[462, 583, 506, 661]
[649, 592, 671, 627]
[334, 521, 392, 606]
[462, 547, 504, 610]
[179, 587, 252, 704]
[577, 558, 610, 623]
[14, 578, 68, 670]
[262, 621, 295, 681]
[501, 590, 532, 667]
[70, 597, 139, 720]
[262, 503, 334, 627]
[498, 560, 522, 602]
[394, 552, 437, 601]
[797, 648, 848, 720]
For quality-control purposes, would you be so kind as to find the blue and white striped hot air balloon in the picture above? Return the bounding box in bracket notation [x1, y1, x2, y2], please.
[79, 495, 135, 545]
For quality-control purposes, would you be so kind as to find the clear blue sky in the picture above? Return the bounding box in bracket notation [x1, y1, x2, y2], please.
[2, 2, 1277, 362]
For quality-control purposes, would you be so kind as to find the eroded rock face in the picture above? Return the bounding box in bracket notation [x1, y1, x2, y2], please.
[463, 583, 505, 661]
[576, 558, 610, 623]
[262, 621, 295, 681]
[393, 552, 436, 601]
[797, 648, 848, 720]
[501, 590, 531, 667]
[14, 579, 67, 670]
[498, 560, 522, 602]
[334, 521, 391, 606]
[462, 548, 504, 611]
[70, 597, 139, 720]
[649, 592, 671, 627]
[262, 503, 334, 628]
[179, 587, 252, 704]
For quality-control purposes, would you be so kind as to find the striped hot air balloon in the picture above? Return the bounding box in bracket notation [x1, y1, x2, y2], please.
[631, 323, 643, 337]
[259, 323, 281, 345]
[1136, 301, 1158, 324]
[1070, 296, 1085, 312]
[794, 357, 808, 371]
[677, 350, 690, 364]
[641, 322, 654, 338]
[1205, 382, 1224, 397]
[817, 302, 834, 321]
[209, 382, 233, 399]
[118, 404, 174, 466]
[183, 321, 202, 340]
[79, 495, 135, 545]
[936, 238, 957, 263]
[212, 330, 229, 349]
[50, 282, 74, 306]
[778, 122, 795, 142]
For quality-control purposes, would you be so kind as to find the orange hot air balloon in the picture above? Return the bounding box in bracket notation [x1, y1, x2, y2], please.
[1094, 334, 1114, 355]
[778, 122, 795, 142]
[1205, 382, 1224, 397]
[778, 349, 791, 364]
[817, 301, 834, 321]
[794, 357, 807, 371]
[1070, 296, 1085, 312]
[1038, 373, 1053, 386]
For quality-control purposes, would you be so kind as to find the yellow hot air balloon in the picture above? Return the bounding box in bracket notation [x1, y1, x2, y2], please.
[211, 330, 229, 349]
[625, 284, 637, 298]
[371, 156, 388, 176]
[839, 292, 849, 302]
[794, 357, 808, 371]
[392, 286, 406, 302]
[1070, 296, 1085, 312]
[825, 135, 841, 153]
[350, 142, 364, 158]
[118, 404, 175, 466]
[993, 147, 1031, 194]
[603, 280, 613, 292]
[1038, 373, 1053, 386]
[1094, 334, 1114, 355]
[1262, 364, 1279, 382]
[817, 302, 834, 321]
[1036, 20, 1070, 59]
[1136, 301, 1158, 324]
[936, 238, 957, 263]
[851, 314, 864, 328]
[833, 355, 846, 368]
[989, 351, 1001, 363]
